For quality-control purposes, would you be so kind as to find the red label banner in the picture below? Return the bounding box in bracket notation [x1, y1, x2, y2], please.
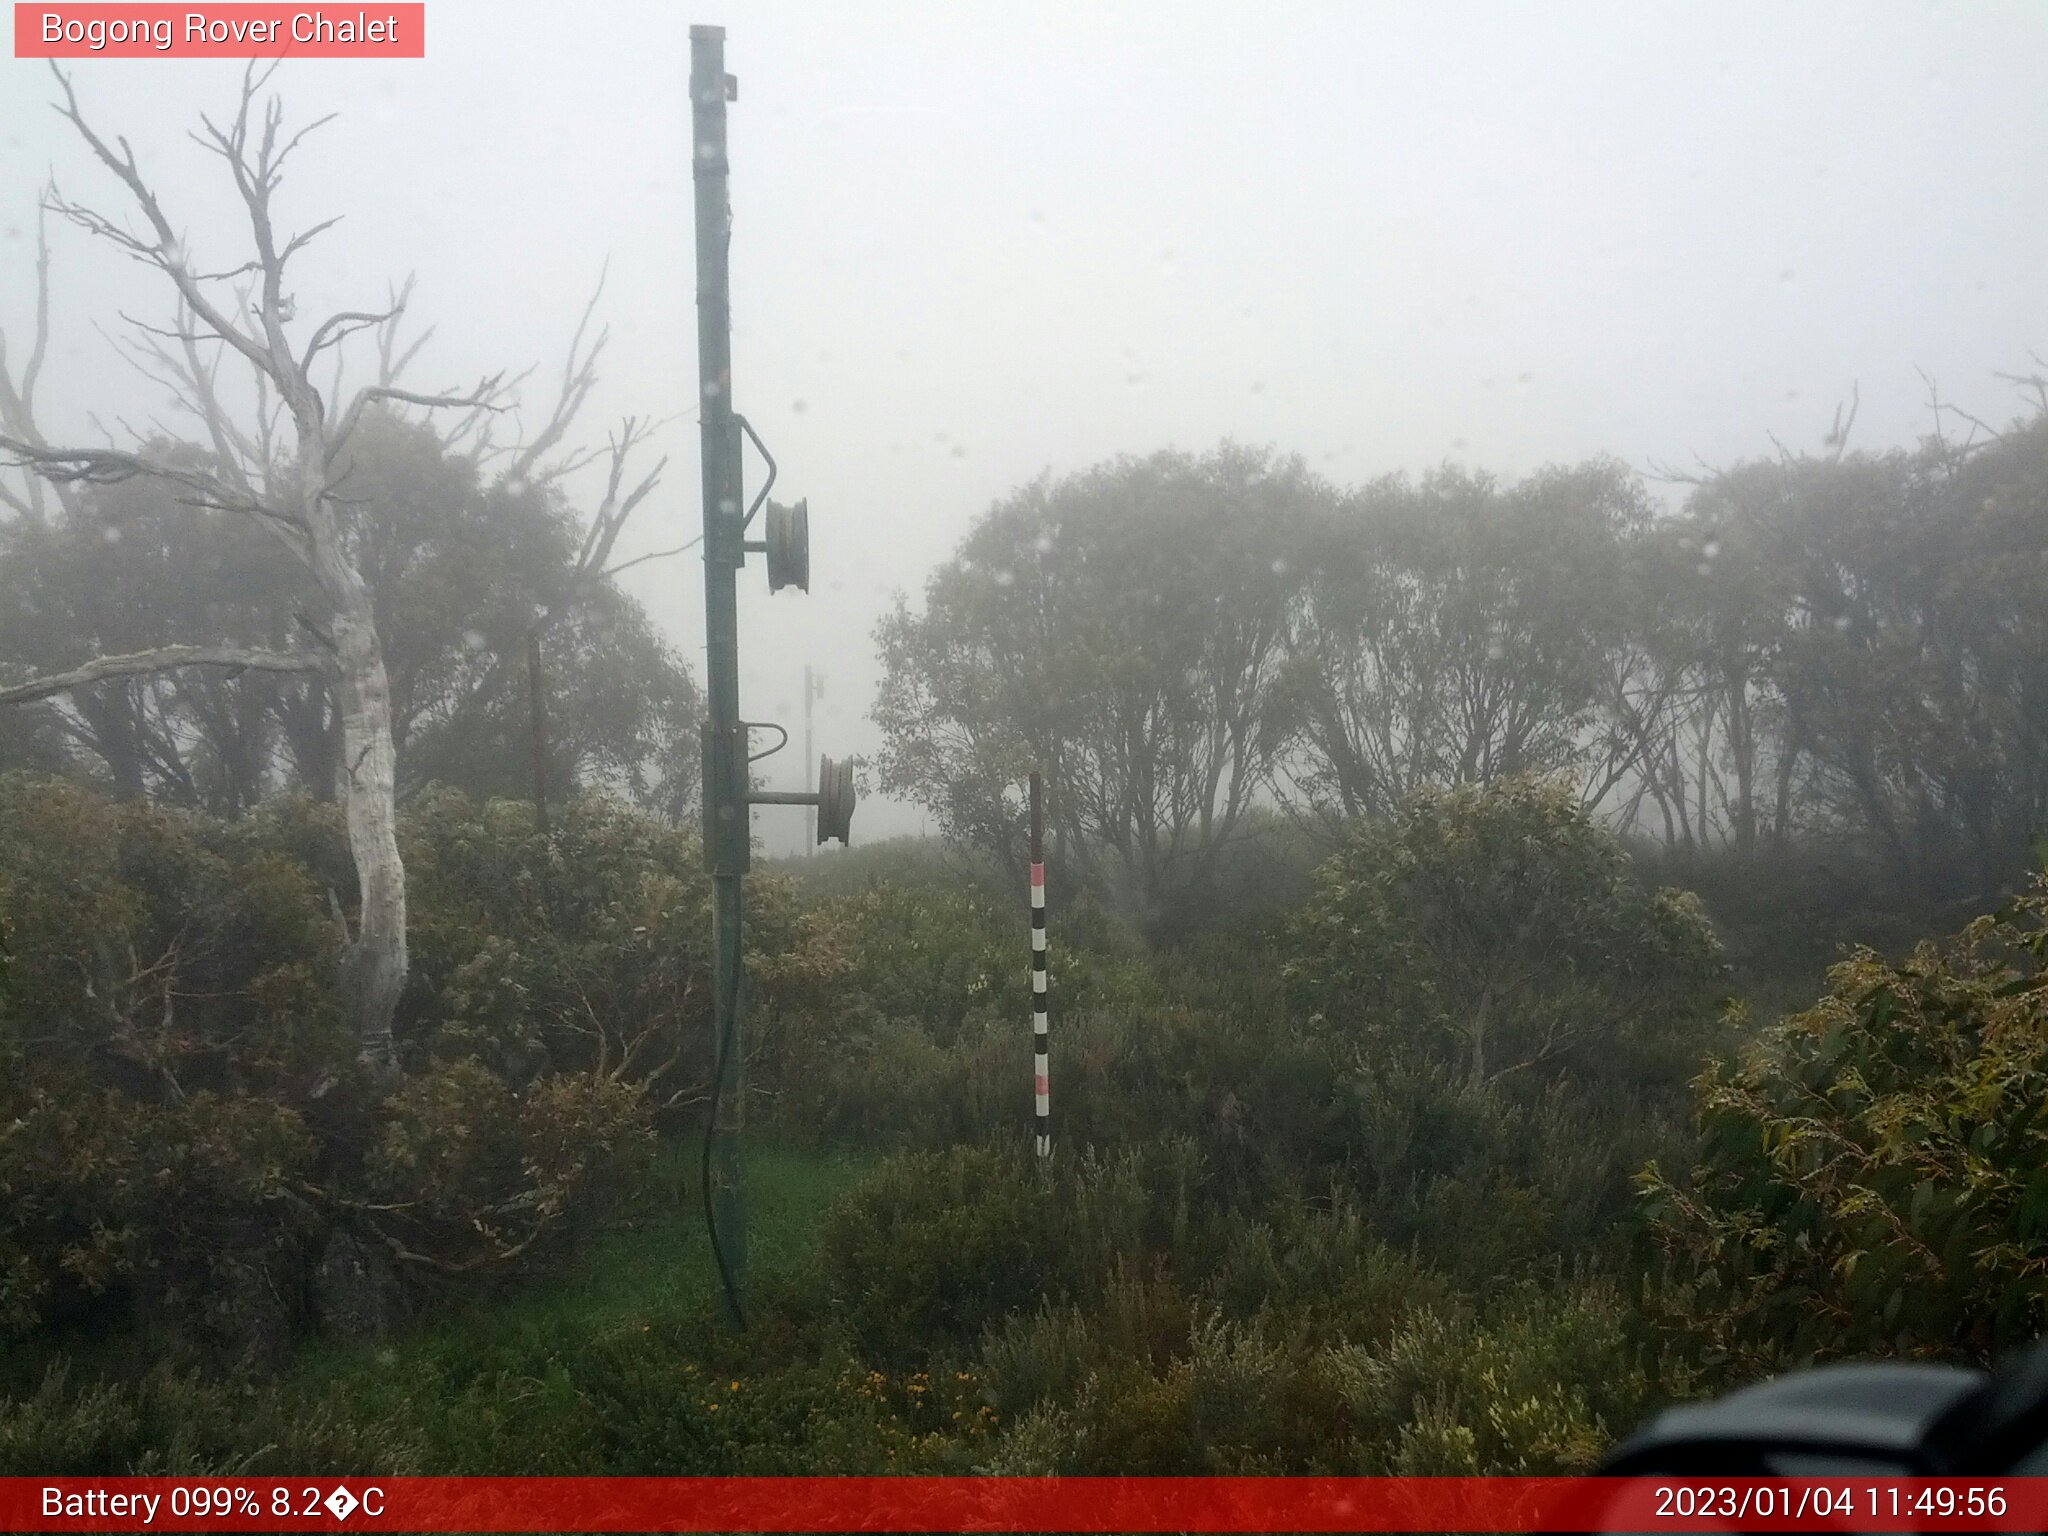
[14, 4, 424, 57]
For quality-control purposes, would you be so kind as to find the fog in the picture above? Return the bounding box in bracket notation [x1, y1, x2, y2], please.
[3, 0, 2043, 849]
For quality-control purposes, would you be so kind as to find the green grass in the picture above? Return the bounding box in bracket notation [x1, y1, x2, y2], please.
[280, 1137, 872, 1473]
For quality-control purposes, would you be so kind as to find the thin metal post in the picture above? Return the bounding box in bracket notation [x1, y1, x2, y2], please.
[692, 23, 748, 1328]
[803, 664, 816, 853]
[1030, 772, 1050, 1156]
[526, 626, 550, 838]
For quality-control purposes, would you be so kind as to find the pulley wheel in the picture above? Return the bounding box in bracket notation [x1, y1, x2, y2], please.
[766, 498, 810, 593]
[817, 753, 855, 844]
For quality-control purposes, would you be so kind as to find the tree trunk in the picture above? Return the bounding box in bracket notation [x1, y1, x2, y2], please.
[327, 575, 407, 1083]
[1772, 718, 1804, 849]
[75, 683, 149, 801]
[1727, 664, 1756, 855]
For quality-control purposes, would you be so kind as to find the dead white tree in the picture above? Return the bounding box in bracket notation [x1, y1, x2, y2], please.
[0, 64, 508, 1083]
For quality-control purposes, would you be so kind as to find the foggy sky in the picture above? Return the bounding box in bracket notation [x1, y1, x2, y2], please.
[3, 1, 2044, 850]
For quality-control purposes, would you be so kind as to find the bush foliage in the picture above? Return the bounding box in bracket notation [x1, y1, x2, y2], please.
[0, 776, 766, 1357]
[1642, 879, 2048, 1374]
[4, 766, 2038, 1476]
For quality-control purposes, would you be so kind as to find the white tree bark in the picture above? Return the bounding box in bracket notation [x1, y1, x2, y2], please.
[0, 644, 329, 706]
[1, 64, 505, 1083]
[328, 591, 407, 1074]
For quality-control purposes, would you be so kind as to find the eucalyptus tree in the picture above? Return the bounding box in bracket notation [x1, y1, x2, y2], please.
[875, 444, 1318, 932]
[1725, 416, 2048, 897]
[1277, 459, 1648, 836]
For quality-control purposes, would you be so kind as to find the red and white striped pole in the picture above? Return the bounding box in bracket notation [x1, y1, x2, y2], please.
[1029, 771, 1050, 1158]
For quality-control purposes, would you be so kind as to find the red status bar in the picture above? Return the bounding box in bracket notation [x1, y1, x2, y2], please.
[5, 1476, 2048, 1532]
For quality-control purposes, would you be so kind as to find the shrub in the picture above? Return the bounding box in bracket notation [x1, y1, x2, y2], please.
[1326, 1056, 1683, 1280]
[0, 776, 756, 1356]
[1641, 880, 2048, 1374]
[1201, 1200, 1456, 1346]
[1285, 778, 1726, 1094]
[1321, 1281, 1653, 1473]
[0, 777, 341, 1352]
[0, 1363, 425, 1475]
[821, 1145, 1051, 1364]
[820, 1138, 1223, 1367]
[974, 1289, 1349, 1474]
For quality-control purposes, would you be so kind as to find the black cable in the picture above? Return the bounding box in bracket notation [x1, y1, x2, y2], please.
[700, 963, 749, 1331]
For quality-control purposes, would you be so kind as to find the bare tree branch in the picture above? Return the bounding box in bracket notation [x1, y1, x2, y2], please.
[1916, 365, 2001, 464]
[505, 263, 610, 484]
[1993, 355, 2048, 415]
[1824, 381, 1860, 459]
[0, 434, 309, 558]
[329, 373, 508, 462]
[301, 302, 400, 376]
[44, 63, 278, 384]
[572, 415, 668, 577]
[374, 277, 430, 385]
[0, 196, 70, 525]
[600, 536, 700, 580]
[0, 644, 332, 706]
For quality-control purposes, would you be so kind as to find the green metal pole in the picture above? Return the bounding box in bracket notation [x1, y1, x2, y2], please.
[692, 23, 748, 1329]
[803, 664, 815, 854]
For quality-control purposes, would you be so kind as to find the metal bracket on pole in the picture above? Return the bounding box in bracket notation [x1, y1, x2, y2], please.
[737, 415, 778, 529]
[747, 753, 855, 845]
